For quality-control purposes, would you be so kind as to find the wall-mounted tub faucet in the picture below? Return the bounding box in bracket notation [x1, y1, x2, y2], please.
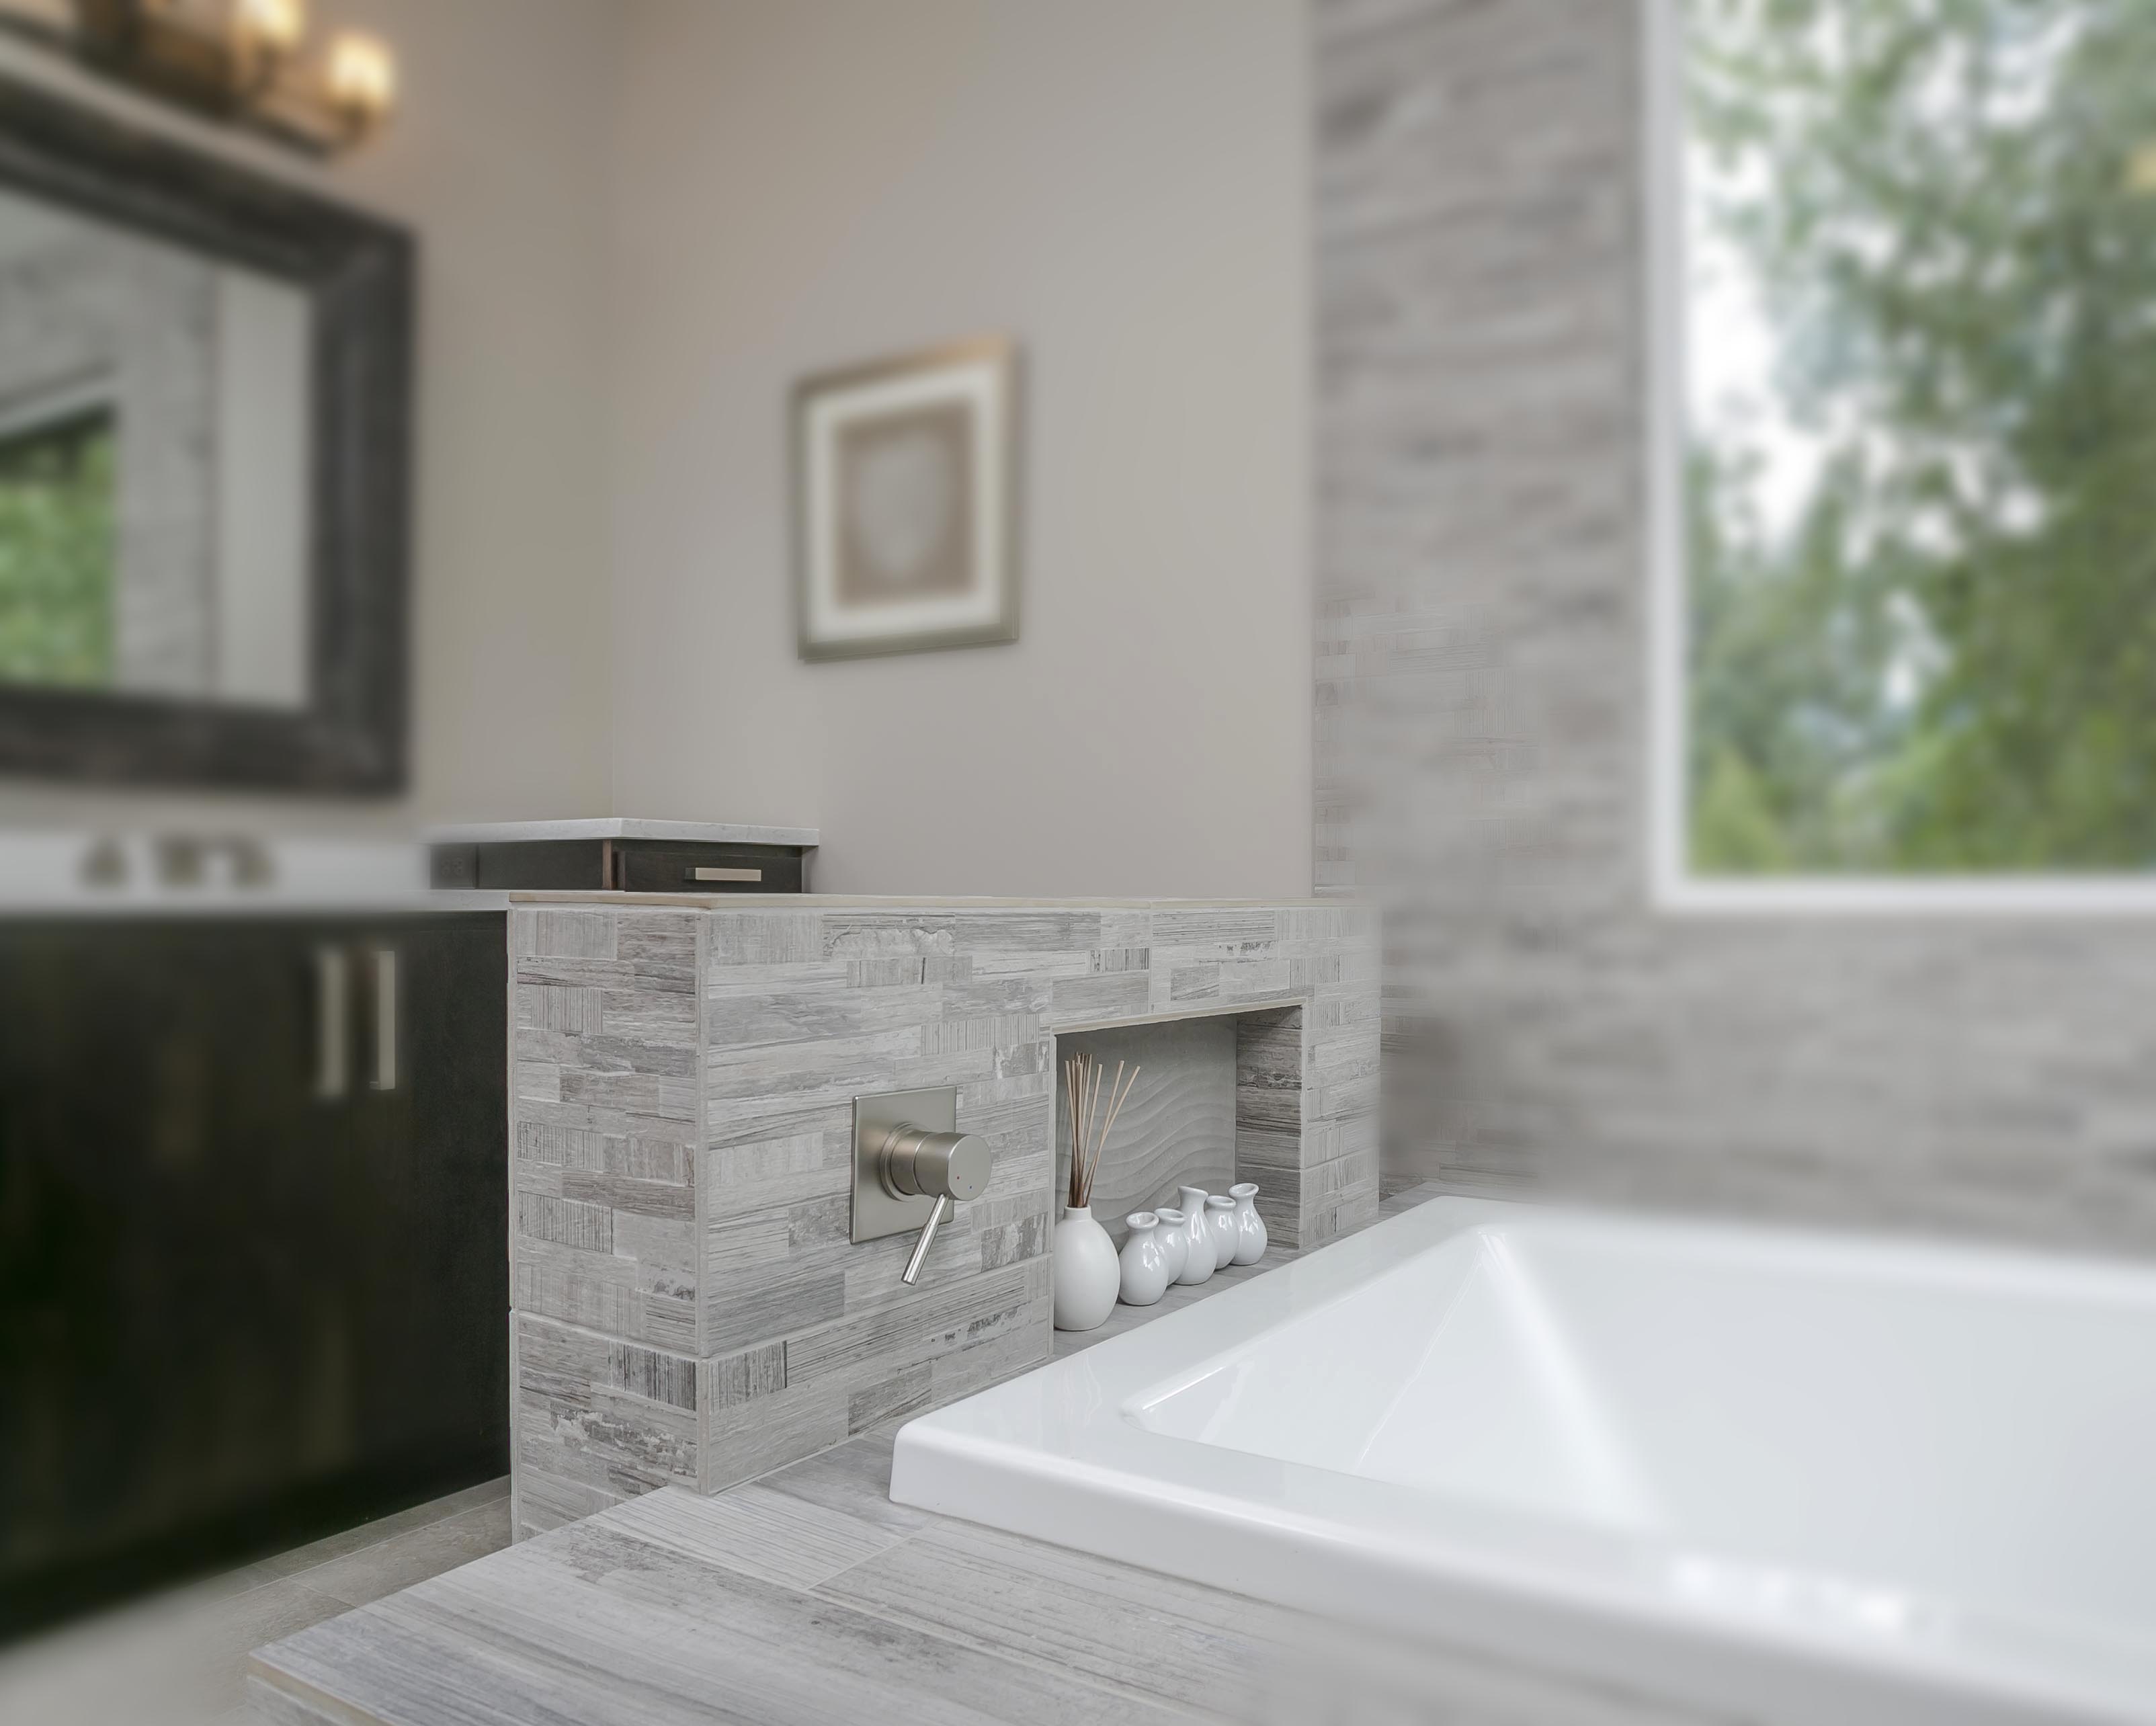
[849, 1086, 991, 1285]
[878, 1120, 991, 1284]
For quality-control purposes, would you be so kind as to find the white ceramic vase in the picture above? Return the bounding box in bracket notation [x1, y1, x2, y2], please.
[1229, 1182, 1268, 1265]
[1172, 1186, 1215, 1284]
[1204, 1194, 1239, 1272]
[1052, 1205, 1120, 1331]
[1117, 1213, 1173, 1307]
[1152, 1206, 1190, 1283]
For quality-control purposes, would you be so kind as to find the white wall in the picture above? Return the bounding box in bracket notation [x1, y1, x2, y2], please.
[0, 0, 616, 834]
[604, 0, 1312, 895]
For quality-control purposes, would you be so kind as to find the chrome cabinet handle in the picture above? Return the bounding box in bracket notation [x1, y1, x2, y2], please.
[370, 945, 398, 1092]
[690, 866, 762, 883]
[314, 945, 348, 1100]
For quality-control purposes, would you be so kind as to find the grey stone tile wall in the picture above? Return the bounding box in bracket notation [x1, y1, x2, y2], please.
[1314, 0, 2156, 1256]
[509, 899, 1378, 1536]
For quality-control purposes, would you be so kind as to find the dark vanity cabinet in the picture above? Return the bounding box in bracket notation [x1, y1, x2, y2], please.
[0, 913, 507, 1639]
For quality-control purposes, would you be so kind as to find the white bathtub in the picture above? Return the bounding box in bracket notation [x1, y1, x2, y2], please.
[891, 1196, 2156, 1725]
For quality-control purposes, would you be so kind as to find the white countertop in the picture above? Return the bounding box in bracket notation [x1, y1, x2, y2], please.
[426, 818, 819, 848]
[0, 891, 516, 918]
[0, 833, 507, 917]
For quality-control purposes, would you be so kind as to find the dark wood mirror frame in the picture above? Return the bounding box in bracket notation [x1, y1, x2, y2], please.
[0, 75, 413, 794]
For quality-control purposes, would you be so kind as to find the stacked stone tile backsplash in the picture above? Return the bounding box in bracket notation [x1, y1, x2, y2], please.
[508, 897, 1378, 1537]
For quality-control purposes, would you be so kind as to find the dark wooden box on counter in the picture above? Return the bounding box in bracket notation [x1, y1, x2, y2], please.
[427, 819, 817, 895]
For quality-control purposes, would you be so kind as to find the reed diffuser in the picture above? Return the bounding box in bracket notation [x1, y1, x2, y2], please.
[1052, 1051, 1139, 1331]
[1065, 1052, 1138, 1212]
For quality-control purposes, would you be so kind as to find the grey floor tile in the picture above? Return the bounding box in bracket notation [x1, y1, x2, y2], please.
[602, 1483, 906, 1591]
[228, 1476, 510, 1590]
[0, 1577, 349, 1725]
[755, 1428, 932, 1536]
[0, 1480, 511, 1726]
[290, 1497, 513, 1609]
[255, 1516, 1190, 1726]
[815, 1514, 1300, 1715]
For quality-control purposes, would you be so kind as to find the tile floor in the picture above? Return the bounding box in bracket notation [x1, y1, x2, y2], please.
[0, 1477, 510, 1726]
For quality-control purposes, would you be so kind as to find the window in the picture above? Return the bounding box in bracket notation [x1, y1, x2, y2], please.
[0, 391, 117, 690]
[1653, 0, 2156, 904]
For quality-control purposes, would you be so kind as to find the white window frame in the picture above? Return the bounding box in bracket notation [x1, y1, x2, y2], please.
[1642, 0, 2156, 917]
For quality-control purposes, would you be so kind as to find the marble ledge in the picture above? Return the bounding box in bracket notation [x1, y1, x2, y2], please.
[507, 891, 1360, 909]
[430, 818, 819, 848]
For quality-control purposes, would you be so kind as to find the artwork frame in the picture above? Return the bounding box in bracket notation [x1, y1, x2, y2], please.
[793, 335, 1020, 662]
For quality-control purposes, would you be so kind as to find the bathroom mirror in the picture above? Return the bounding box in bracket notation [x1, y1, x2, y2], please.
[0, 75, 411, 792]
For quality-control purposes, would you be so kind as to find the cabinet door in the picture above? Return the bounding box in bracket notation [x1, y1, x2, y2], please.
[0, 921, 330, 1631]
[0, 914, 507, 1639]
[335, 917, 508, 1492]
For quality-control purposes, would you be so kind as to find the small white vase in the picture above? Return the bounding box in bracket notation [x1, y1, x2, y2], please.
[1229, 1182, 1268, 1265]
[1173, 1186, 1215, 1284]
[1152, 1206, 1190, 1283]
[1052, 1205, 1120, 1331]
[1117, 1213, 1173, 1307]
[1205, 1194, 1239, 1272]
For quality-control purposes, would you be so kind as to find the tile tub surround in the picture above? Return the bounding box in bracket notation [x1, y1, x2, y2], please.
[509, 894, 1378, 1536]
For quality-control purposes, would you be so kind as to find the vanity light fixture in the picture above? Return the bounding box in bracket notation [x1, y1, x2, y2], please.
[321, 25, 390, 129]
[0, 0, 397, 155]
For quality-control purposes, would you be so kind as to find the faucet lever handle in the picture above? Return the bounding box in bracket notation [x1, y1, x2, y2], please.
[900, 1194, 951, 1286]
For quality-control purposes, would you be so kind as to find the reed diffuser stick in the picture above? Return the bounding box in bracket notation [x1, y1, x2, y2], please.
[1065, 1055, 1085, 1207]
[1063, 1051, 1143, 1211]
[1082, 1060, 1120, 1206]
[1083, 1061, 1138, 1208]
[1068, 1052, 1102, 1208]
[1086, 1057, 1104, 1190]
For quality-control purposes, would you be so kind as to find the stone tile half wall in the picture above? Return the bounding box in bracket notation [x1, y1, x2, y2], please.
[508, 899, 1378, 1536]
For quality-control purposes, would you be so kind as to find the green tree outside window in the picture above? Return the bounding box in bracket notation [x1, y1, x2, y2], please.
[1686, 0, 2156, 873]
[0, 410, 117, 690]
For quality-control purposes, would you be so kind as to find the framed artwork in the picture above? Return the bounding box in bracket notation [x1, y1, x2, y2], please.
[793, 335, 1020, 661]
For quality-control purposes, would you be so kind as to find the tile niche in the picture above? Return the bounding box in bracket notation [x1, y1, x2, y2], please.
[1053, 1006, 1303, 1246]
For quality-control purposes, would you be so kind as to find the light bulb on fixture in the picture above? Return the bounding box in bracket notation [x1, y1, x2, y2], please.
[234, 0, 304, 56]
[325, 28, 395, 129]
